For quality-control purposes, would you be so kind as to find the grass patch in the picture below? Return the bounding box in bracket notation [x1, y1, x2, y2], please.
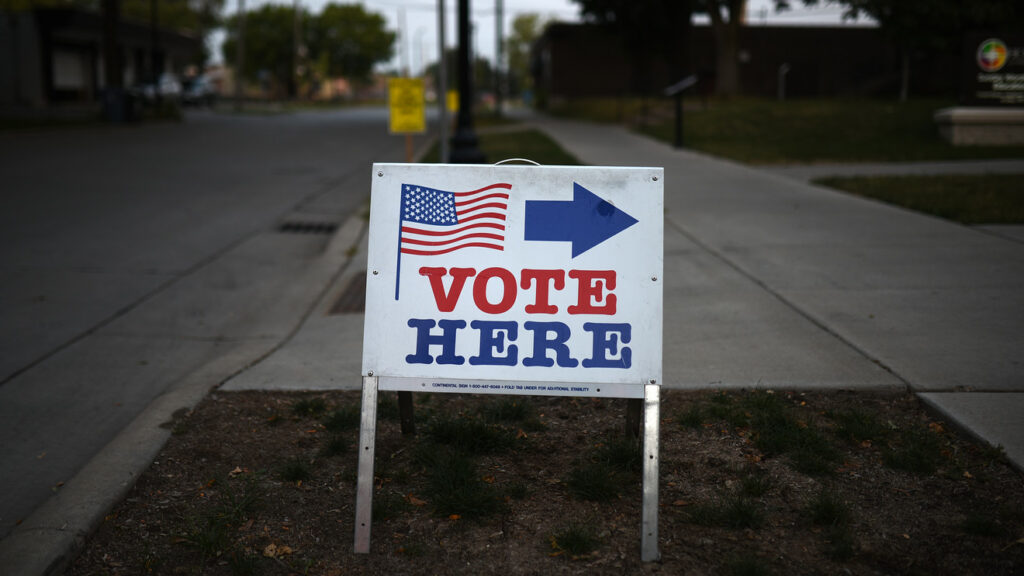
[827, 407, 888, 445]
[550, 522, 601, 557]
[178, 475, 263, 562]
[322, 404, 361, 432]
[883, 427, 946, 475]
[815, 174, 1024, 225]
[594, 436, 642, 473]
[414, 445, 504, 519]
[426, 414, 517, 455]
[378, 393, 400, 421]
[744, 392, 839, 476]
[552, 97, 1024, 164]
[807, 489, 851, 527]
[565, 433, 640, 502]
[503, 481, 529, 500]
[279, 458, 312, 483]
[678, 405, 705, 429]
[292, 397, 327, 417]
[740, 471, 773, 498]
[726, 555, 774, 576]
[961, 513, 1006, 537]
[677, 391, 840, 475]
[373, 492, 411, 522]
[824, 526, 857, 561]
[566, 460, 623, 502]
[688, 494, 764, 529]
[421, 128, 582, 165]
[320, 434, 351, 457]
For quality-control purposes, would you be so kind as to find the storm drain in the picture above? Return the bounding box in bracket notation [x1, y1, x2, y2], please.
[277, 221, 339, 235]
[329, 270, 367, 314]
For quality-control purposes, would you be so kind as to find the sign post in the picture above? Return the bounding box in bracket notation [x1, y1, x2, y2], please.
[388, 78, 426, 162]
[355, 163, 663, 561]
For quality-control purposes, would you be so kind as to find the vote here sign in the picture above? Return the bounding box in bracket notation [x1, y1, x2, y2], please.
[362, 163, 663, 398]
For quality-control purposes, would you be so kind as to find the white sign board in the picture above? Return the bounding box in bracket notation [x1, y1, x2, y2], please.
[362, 163, 663, 398]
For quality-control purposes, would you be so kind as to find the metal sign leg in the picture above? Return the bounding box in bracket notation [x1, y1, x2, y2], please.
[353, 376, 379, 553]
[641, 384, 661, 562]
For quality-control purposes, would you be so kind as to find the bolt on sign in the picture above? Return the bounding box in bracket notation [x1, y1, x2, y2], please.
[388, 78, 426, 133]
[354, 163, 664, 561]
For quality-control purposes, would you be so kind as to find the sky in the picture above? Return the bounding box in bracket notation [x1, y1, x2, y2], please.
[210, 0, 875, 73]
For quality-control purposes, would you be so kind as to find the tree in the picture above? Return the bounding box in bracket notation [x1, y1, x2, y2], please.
[222, 4, 308, 95]
[1, 0, 224, 66]
[702, 0, 746, 96]
[798, 0, 1024, 100]
[573, 0, 695, 95]
[505, 13, 544, 97]
[307, 3, 394, 84]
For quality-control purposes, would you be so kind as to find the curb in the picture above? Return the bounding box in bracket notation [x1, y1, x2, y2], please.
[0, 212, 369, 576]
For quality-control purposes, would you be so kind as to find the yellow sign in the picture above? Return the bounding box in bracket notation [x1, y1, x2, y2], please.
[388, 78, 425, 134]
[446, 89, 459, 113]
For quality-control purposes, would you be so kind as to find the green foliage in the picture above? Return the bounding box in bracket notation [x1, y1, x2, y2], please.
[292, 397, 327, 417]
[594, 435, 642, 473]
[816, 174, 1024, 225]
[677, 405, 705, 429]
[566, 460, 622, 502]
[824, 526, 857, 560]
[740, 471, 773, 497]
[828, 407, 888, 444]
[883, 426, 945, 475]
[414, 445, 504, 519]
[372, 492, 410, 522]
[505, 14, 545, 95]
[377, 393, 400, 421]
[808, 489, 851, 527]
[961, 513, 1006, 537]
[726, 555, 774, 576]
[426, 414, 517, 455]
[742, 392, 839, 476]
[223, 2, 395, 88]
[178, 475, 263, 562]
[322, 404, 361, 431]
[320, 434, 351, 457]
[307, 3, 394, 82]
[808, 0, 1024, 54]
[550, 521, 601, 557]
[688, 494, 764, 529]
[279, 458, 312, 483]
[223, 4, 309, 86]
[554, 98, 1024, 164]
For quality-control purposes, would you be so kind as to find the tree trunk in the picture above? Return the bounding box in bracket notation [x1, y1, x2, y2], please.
[708, 0, 744, 97]
[899, 49, 910, 102]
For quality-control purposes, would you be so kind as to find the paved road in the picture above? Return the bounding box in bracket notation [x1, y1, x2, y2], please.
[0, 107, 414, 539]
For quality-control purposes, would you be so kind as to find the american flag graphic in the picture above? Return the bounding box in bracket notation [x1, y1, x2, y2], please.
[394, 182, 511, 299]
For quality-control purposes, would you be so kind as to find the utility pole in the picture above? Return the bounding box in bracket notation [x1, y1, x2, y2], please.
[101, 0, 125, 121]
[399, 7, 409, 76]
[494, 0, 503, 116]
[449, 0, 485, 163]
[234, 0, 245, 111]
[437, 0, 449, 163]
[293, 0, 300, 99]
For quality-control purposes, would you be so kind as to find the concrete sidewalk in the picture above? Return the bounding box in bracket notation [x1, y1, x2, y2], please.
[519, 114, 1024, 467]
[231, 114, 1023, 468]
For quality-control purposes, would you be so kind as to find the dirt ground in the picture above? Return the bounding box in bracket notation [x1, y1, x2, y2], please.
[67, 388, 1024, 576]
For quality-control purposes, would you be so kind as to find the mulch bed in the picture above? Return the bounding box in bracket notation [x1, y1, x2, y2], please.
[67, 388, 1024, 575]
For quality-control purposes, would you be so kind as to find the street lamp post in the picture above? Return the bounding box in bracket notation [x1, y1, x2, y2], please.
[448, 0, 485, 163]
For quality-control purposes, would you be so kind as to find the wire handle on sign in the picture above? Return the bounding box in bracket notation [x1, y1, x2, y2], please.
[493, 158, 541, 166]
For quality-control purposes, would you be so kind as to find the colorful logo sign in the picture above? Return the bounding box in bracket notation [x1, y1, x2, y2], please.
[977, 38, 1008, 72]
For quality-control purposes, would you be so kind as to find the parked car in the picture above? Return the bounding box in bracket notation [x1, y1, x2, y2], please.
[183, 74, 217, 107]
[131, 72, 183, 103]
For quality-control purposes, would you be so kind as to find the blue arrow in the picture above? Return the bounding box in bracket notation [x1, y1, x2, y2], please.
[524, 182, 639, 257]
